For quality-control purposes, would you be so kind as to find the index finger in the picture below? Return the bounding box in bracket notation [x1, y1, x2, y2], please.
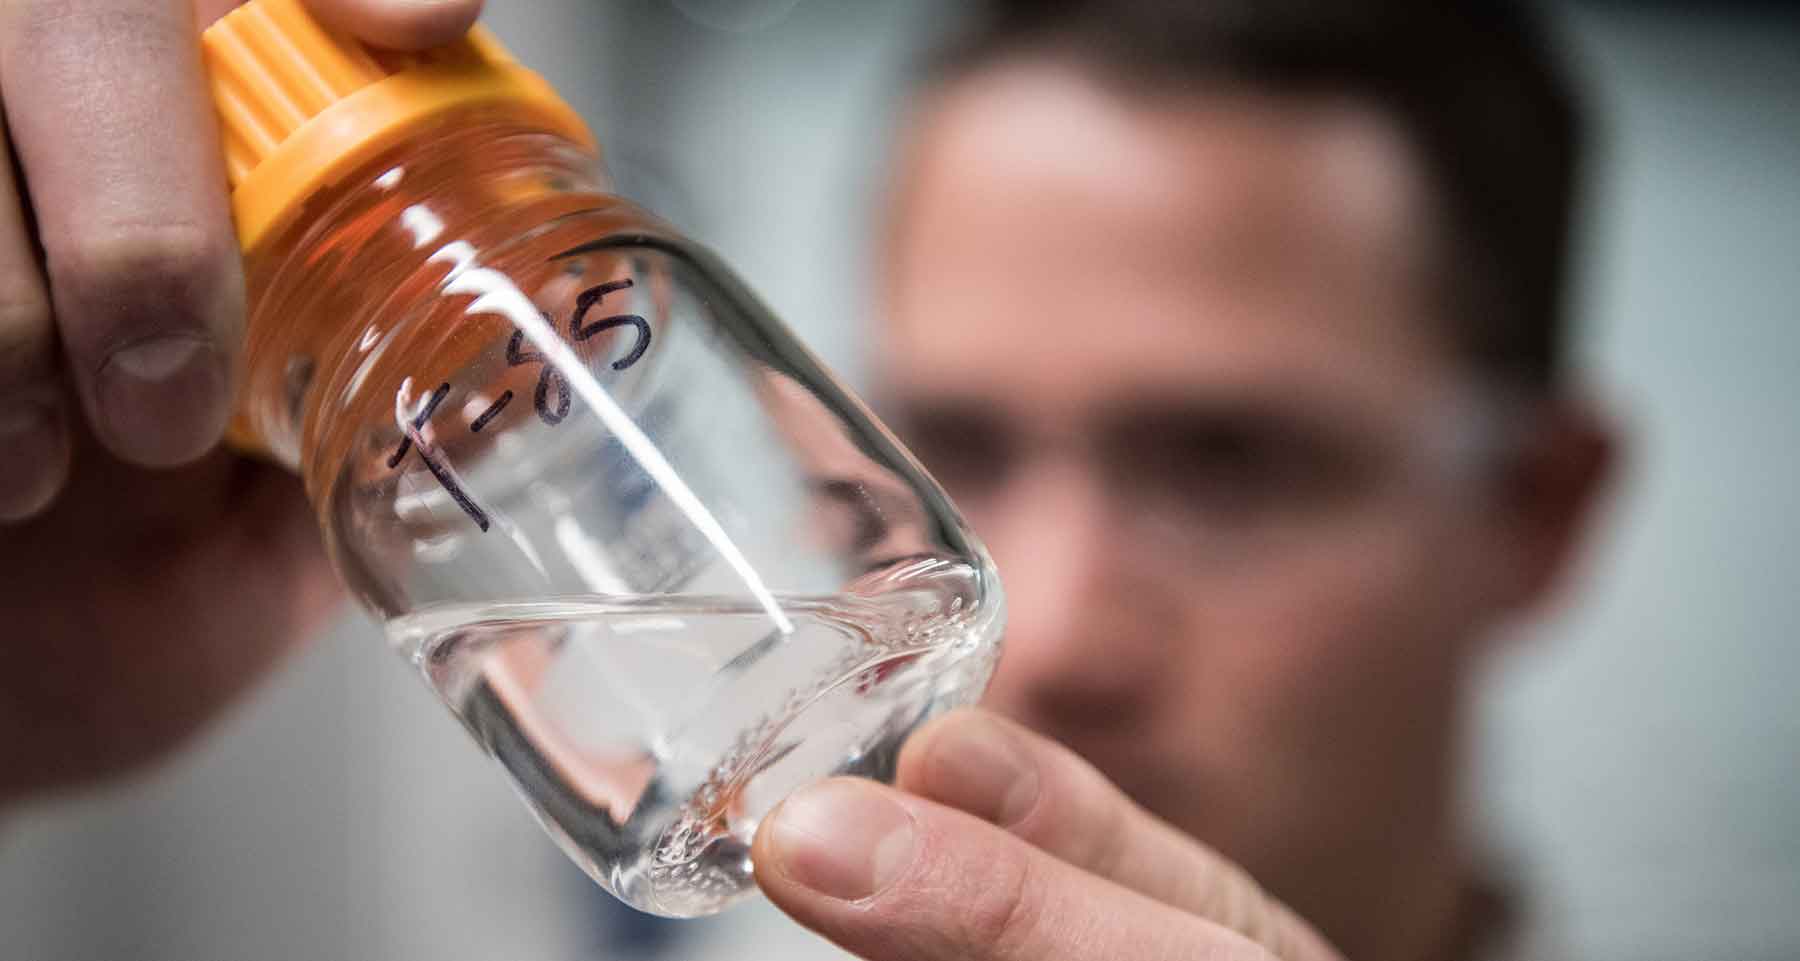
[754, 778, 1285, 961]
[2, 0, 242, 466]
[303, 0, 483, 49]
[897, 709, 1342, 961]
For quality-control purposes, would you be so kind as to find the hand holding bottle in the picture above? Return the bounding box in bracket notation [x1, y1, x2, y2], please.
[754, 709, 1346, 961]
[0, 0, 483, 804]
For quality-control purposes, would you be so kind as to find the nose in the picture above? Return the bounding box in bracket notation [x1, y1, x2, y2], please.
[978, 456, 1174, 731]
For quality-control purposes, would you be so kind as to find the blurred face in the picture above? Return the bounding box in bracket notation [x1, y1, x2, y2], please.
[879, 61, 1548, 881]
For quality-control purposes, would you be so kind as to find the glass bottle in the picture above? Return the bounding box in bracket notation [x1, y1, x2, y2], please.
[204, 0, 1003, 917]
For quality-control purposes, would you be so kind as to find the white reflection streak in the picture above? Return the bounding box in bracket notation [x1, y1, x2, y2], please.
[554, 513, 628, 594]
[390, 375, 551, 577]
[427, 244, 794, 635]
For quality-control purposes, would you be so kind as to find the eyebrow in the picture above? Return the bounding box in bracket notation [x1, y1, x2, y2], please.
[1097, 395, 1360, 437]
[890, 388, 1391, 442]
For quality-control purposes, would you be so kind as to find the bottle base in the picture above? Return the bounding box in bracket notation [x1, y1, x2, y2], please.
[393, 559, 1001, 917]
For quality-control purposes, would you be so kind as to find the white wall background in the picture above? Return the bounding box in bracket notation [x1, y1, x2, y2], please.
[3, 3, 1795, 959]
[1478, 4, 1800, 958]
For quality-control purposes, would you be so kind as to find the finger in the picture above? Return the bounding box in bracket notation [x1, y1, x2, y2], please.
[192, 0, 240, 27]
[304, 0, 483, 50]
[2, 0, 243, 467]
[0, 431, 338, 800]
[0, 116, 68, 520]
[897, 709, 1340, 961]
[755, 778, 1330, 961]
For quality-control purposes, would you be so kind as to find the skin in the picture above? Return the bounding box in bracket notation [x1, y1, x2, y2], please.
[0, 18, 1614, 961]
[751, 58, 1614, 961]
[0, 0, 483, 800]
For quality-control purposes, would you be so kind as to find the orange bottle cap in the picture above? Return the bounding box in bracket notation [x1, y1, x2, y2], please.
[202, 0, 597, 254]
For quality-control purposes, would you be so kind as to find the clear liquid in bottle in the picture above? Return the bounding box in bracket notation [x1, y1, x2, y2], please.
[207, 0, 1004, 918]
[389, 557, 998, 917]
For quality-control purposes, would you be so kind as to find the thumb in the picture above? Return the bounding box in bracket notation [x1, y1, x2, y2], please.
[303, 0, 485, 50]
[898, 709, 1339, 960]
[754, 778, 1334, 961]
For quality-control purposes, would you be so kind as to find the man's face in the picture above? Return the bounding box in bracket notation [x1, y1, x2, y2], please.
[879, 62, 1540, 879]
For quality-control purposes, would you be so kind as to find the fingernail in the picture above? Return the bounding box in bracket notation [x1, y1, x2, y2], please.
[927, 716, 1039, 827]
[97, 335, 229, 466]
[766, 779, 916, 901]
[0, 402, 68, 520]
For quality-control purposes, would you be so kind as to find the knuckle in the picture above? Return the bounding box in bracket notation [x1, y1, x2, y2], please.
[957, 844, 1046, 957]
[1251, 883, 1308, 960]
[1191, 853, 1284, 952]
[1058, 755, 1133, 875]
[49, 223, 232, 337]
[0, 282, 54, 385]
[53, 222, 227, 293]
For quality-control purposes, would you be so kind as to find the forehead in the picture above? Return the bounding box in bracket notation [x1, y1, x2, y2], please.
[880, 59, 1458, 421]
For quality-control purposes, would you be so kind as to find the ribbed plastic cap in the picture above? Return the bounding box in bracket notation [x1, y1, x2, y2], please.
[203, 0, 596, 253]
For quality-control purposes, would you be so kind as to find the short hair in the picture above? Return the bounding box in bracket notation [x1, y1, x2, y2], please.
[930, 0, 1587, 392]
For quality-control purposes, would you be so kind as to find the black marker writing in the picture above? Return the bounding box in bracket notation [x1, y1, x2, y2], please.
[573, 280, 650, 370]
[469, 390, 513, 432]
[387, 381, 450, 468]
[418, 440, 491, 532]
[506, 326, 571, 425]
[388, 278, 652, 532]
[387, 381, 491, 532]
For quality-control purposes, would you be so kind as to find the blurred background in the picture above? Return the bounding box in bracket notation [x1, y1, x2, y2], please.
[3, 1, 1797, 959]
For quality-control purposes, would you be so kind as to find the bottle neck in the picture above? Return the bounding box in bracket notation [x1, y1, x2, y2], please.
[229, 120, 646, 497]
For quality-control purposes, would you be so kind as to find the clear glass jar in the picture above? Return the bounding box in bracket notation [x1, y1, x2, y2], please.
[228, 110, 1004, 917]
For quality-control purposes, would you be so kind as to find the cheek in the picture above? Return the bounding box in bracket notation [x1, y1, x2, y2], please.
[1195, 521, 1468, 741]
